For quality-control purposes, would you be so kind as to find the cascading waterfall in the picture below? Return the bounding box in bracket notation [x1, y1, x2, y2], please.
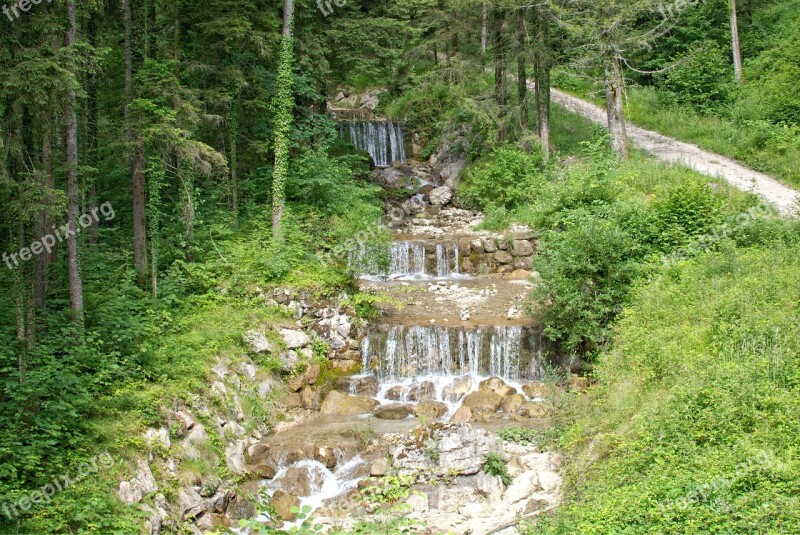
[362, 325, 537, 381]
[349, 241, 463, 279]
[339, 120, 407, 167]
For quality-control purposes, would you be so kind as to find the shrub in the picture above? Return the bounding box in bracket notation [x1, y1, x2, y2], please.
[458, 145, 546, 212]
[482, 452, 512, 486]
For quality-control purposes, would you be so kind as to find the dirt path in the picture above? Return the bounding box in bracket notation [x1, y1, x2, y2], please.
[549, 88, 800, 217]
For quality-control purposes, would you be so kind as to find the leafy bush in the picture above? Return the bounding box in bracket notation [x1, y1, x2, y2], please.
[482, 452, 512, 486]
[458, 145, 546, 212]
[498, 427, 540, 446]
[660, 42, 734, 113]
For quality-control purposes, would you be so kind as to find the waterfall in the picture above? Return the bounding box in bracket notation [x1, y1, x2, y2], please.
[350, 241, 466, 280]
[362, 325, 539, 381]
[436, 244, 460, 277]
[339, 120, 407, 167]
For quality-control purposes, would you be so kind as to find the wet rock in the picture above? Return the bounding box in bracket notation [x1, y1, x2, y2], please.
[442, 375, 472, 403]
[280, 329, 310, 350]
[347, 375, 380, 397]
[462, 391, 503, 415]
[385, 385, 409, 401]
[319, 391, 379, 416]
[279, 465, 326, 496]
[243, 330, 272, 353]
[391, 423, 500, 478]
[374, 403, 415, 420]
[271, 490, 301, 521]
[429, 186, 454, 206]
[407, 381, 436, 402]
[478, 376, 517, 398]
[415, 400, 449, 419]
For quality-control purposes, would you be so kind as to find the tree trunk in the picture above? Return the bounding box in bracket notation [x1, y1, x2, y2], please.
[605, 53, 628, 160]
[87, 13, 99, 244]
[493, 7, 507, 142]
[272, 0, 294, 240]
[481, 3, 488, 57]
[533, 4, 551, 160]
[516, 9, 528, 131]
[125, 0, 148, 282]
[730, 0, 743, 83]
[229, 104, 239, 226]
[66, 0, 84, 324]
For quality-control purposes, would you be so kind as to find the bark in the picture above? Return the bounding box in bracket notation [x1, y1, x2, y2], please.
[66, 0, 84, 323]
[481, 3, 488, 56]
[493, 7, 507, 142]
[126, 0, 148, 282]
[730, 0, 743, 83]
[604, 53, 629, 160]
[516, 9, 528, 130]
[87, 13, 99, 244]
[533, 5, 551, 160]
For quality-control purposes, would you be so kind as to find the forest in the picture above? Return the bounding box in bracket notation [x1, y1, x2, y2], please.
[1, 0, 798, 533]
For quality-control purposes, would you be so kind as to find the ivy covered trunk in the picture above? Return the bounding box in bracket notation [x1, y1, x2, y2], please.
[272, 0, 294, 240]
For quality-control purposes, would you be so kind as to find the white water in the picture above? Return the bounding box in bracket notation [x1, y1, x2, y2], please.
[362, 325, 535, 380]
[349, 240, 465, 280]
[340, 120, 407, 167]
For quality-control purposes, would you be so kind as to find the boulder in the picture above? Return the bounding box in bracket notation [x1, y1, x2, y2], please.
[385, 385, 409, 401]
[521, 381, 560, 400]
[462, 391, 503, 415]
[243, 330, 272, 353]
[408, 381, 436, 402]
[484, 240, 497, 253]
[508, 269, 531, 281]
[374, 403, 415, 420]
[450, 405, 473, 423]
[391, 423, 500, 478]
[568, 374, 591, 392]
[494, 250, 514, 264]
[375, 167, 406, 188]
[478, 376, 517, 398]
[501, 394, 526, 414]
[370, 457, 390, 477]
[319, 391, 379, 416]
[280, 329, 310, 349]
[288, 364, 321, 392]
[512, 240, 535, 257]
[300, 386, 322, 410]
[415, 400, 449, 420]
[271, 490, 300, 521]
[429, 186, 454, 206]
[442, 375, 473, 403]
[278, 465, 325, 496]
[519, 401, 550, 418]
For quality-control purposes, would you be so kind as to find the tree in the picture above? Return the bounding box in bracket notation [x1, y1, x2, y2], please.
[730, 0, 743, 82]
[272, 0, 294, 240]
[533, 3, 552, 160]
[65, 0, 84, 323]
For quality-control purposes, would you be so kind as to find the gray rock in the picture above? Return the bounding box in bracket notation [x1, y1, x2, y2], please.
[374, 403, 415, 420]
[512, 240, 535, 257]
[391, 423, 500, 478]
[243, 330, 273, 353]
[280, 329, 311, 349]
[429, 186, 454, 206]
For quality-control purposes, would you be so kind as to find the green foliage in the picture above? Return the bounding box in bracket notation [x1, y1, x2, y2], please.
[498, 427, 540, 446]
[459, 145, 546, 212]
[660, 42, 734, 113]
[361, 474, 415, 504]
[536, 244, 800, 534]
[482, 452, 512, 486]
